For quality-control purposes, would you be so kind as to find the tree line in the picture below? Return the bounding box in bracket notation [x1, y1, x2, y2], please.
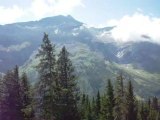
[80, 75, 160, 120]
[0, 33, 159, 120]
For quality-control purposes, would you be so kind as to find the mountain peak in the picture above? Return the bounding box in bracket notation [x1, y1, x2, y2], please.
[38, 15, 82, 26]
[3, 15, 82, 28]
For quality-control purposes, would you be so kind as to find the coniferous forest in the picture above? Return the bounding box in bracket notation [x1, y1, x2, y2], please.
[0, 33, 160, 120]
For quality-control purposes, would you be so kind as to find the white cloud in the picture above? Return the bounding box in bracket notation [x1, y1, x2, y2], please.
[105, 19, 119, 26]
[109, 13, 160, 44]
[0, 5, 23, 24]
[0, 0, 84, 25]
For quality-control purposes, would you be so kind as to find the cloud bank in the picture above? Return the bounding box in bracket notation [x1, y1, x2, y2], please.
[0, 5, 23, 24]
[0, 0, 84, 25]
[0, 42, 31, 52]
[109, 13, 160, 44]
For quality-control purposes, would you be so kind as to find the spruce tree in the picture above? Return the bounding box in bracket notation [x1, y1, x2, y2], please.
[149, 96, 159, 120]
[0, 66, 24, 120]
[106, 79, 114, 120]
[80, 94, 86, 119]
[114, 73, 125, 120]
[148, 98, 151, 113]
[100, 95, 107, 120]
[86, 100, 92, 120]
[95, 90, 101, 119]
[0, 75, 5, 120]
[101, 79, 114, 120]
[36, 33, 56, 120]
[140, 102, 149, 120]
[125, 81, 137, 120]
[152, 96, 158, 110]
[91, 97, 97, 120]
[21, 72, 34, 119]
[82, 93, 86, 105]
[56, 46, 80, 120]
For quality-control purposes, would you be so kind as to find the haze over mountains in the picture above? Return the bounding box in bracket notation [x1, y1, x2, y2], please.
[0, 15, 160, 98]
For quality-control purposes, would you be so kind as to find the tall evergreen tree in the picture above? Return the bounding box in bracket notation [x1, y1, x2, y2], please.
[125, 81, 137, 120]
[95, 90, 101, 119]
[91, 97, 97, 120]
[106, 79, 114, 120]
[86, 100, 92, 120]
[81, 93, 86, 105]
[0, 66, 24, 120]
[100, 95, 107, 120]
[56, 46, 80, 120]
[140, 102, 149, 120]
[152, 96, 158, 110]
[101, 79, 114, 120]
[148, 96, 159, 120]
[0, 75, 5, 120]
[148, 98, 151, 113]
[114, 73, 125, 120]
[21, 72, 34, 119]
[80, 94, 86, 119]
[36, 33, 56, 120]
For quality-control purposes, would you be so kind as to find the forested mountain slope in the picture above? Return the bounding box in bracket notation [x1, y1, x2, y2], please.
[0, 15, 160, 97]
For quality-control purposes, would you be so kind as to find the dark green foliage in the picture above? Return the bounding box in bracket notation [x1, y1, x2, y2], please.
[106, 79, 114, 120]
[138, 97, 160, 120]
[0, 66, 24, 120]
[152, 96, 158, 110]
[114, 73, 125, 120]
[86, 101, 92, 120]
[80, 94, 87, 119]
[101, 79, 114, 120]
[140, 102, 149, 120]
[125, 81, 137, 120]
[80, 94, 96, 120]
[95, 90, 101, 119]
[36, 33, 56, 120]
[148, 97, 160, 120]
[148, 98, 151, 112]
[21, 72, 34, 119]
[55, 46, 80, 120]
[1, 33, 160, 120]
[0, 65, 159, 120]
[79, 74, 160, 120]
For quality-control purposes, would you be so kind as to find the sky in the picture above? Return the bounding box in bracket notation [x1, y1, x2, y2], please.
[0, 0, 160, 43]
[0, 0, 159, 26]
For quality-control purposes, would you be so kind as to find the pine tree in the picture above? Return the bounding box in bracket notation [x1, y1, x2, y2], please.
[148, 98, 151, 113]
[0, 66, 24, 120]
[80, 93, 86, 119]
[91, 97, 97, 120]
[56, 46, 80, 120]
[148, 96, 159, 120]
[0, 75, 5, 120]
[20, 72, 34, 119]
[125, 81, 137, 120]
[86, 100, 92, 120]
[101, 79, 114, 120]
[36, 33, 56, 120]
[100, 95, 107, 120]
[140, 102, 149, 120]
[106, 79, 114, 120]
[95, 90, 101, 119]
[152, 96, 158, 110]
[82, 94, 86, 104]
[114, 73, 125, 120]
